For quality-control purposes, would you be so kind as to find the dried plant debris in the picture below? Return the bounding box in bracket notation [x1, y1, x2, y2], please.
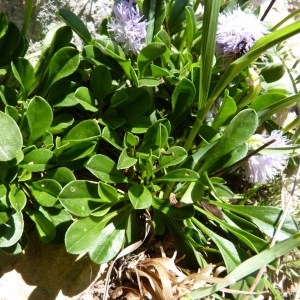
[94, 249, 229, 300]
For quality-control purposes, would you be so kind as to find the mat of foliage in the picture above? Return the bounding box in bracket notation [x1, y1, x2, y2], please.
[0, 0, 300, 298]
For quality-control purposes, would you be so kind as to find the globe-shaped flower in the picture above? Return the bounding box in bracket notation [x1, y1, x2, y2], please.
[245, 130, 290, 184]
[216, 8, 268, 59]
[107, 0, 147, 55]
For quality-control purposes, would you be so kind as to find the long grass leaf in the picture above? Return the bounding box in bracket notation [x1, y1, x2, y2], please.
[189, 232, 300, 298]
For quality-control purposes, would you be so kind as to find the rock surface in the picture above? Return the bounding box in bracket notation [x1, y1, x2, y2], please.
[0, 0, 114, 55]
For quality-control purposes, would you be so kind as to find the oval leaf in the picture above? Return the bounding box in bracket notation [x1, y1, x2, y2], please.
[128, 184, 152, 209]
[0, 212, 24, 247]
[86, 154, 129, 184]
[27, 96, 53, 144]
[154, 169, 199, 182]
[65, 216, 105, 254]
[58, 180, 100, 217]
[89, 221, 126, 264]
[11, 57, 34, 96]
[46, 46, 80, 89]
[0, 111, 23, 161]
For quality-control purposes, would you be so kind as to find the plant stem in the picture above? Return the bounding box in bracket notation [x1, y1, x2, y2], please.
[183, 111, 203, 151]
[21, 0, 35, 36]
[260, 0, 277, 21]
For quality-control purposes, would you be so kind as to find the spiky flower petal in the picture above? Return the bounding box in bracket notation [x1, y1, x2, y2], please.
[245, 130, 290, 184]
[107, 0, 147, 55]
[216, 8, 268, 59]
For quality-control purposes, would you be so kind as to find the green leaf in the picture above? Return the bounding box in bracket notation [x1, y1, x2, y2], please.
[59, 9, 92, 44]
[117, 149, 138, 170]
[196, 206, 267, 252]
[11, 57, 35, 97]
[128, 184, 153, 209]
[213, 202, 299, 241]
[65, 205, 129, 255]
[210, 143, 248, 174]
[30, 179, 62, 207]
[43, 167, 76, 186]
[95, 38, 132, 79]
[199, 0, 220, 109]
[137, 78, 161, 87]
[199, 109, 258, 173]
[55, 141, 97, 163]
[126, 115, 152, 134]
[139, 120, 169, 152]
[39, 206, 72, 243]
[143, 0, 166, 43]
[45, 46, 80, 92]
[58, 180, 101, 217]
[0, 111, 23, 161]
[0, 212, 24, 247]
[49, 113, 74, 134]
[0, 85, 18, 106]
[74, 87, 97, 112]
[26, 209, 56, 242]
[151, 64, 170, 77]
[20, 148, 54, 172]
[171, 78, 196, 130]
[8, 185, 26, 212]
[256, 94, 299, 124]
[166, 0, 189, 36]
[154, 169, 199, 182]
[62, 120, 101, 143]
[137, 43, 167, 77]
[124, 132, 139, 148]
[86, 154, 129, 184]
[189, 232, 300, 299]
[0, 23, 22, 67]
[193, 218, 245, 272]
[250, 93, 286, 111]
[90, 64, 112, 102]
[261, 63, 285, 83]
[101, 126, 123, 151]
[98, 182, 119, 203]
[185, 6, 196, 51]
[34, 25, 73, 74]
[65, 216, 107, 254]
[152, 198, 194, 219]
[0, 13, 8, 39]
[211, 90, 237, 129]
[89, 220, 126, 264]
[109, 87, 151, 117]
[27, 96, 53, 144]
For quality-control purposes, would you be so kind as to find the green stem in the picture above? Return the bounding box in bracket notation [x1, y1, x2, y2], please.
[183, 111, 204, 151]
[21, 0, 35, 36]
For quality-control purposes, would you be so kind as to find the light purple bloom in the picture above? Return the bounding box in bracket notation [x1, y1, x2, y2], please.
[245, 130, 290, 184]
[216, 8, 268, 59]
[107, 0, 147, 55]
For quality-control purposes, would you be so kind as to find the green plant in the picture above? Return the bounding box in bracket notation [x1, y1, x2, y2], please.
[0, 0, 300, 297]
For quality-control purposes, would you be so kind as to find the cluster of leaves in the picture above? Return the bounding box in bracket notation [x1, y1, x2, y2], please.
[0, 0, 300, 297]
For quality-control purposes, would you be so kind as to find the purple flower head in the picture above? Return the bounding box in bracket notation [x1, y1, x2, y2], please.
[245, 130, 290, 184]
[107, 0, 147, 55]
[216, 8, 268, 59]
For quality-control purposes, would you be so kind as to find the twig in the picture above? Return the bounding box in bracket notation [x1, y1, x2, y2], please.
[260, 0, 277, 21]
